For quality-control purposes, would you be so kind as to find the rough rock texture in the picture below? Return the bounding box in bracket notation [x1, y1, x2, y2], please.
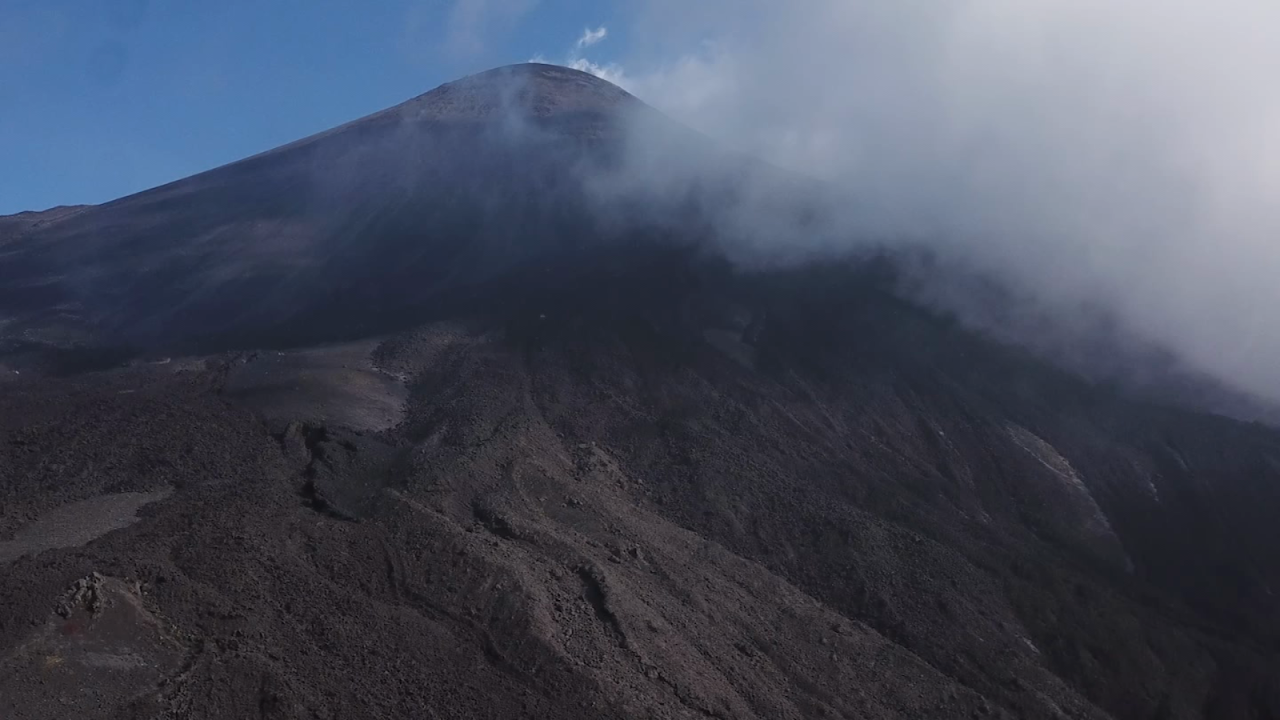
[2, 64, 1279, 719]
[2, 263, 1279, 719]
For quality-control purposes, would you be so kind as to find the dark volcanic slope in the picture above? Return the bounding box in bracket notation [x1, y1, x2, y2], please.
[2, 65, 1280, 720]
[0, 64, 695, 358]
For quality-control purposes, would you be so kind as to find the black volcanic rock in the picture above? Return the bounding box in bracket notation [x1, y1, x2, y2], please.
[1, 65, 1279, 720]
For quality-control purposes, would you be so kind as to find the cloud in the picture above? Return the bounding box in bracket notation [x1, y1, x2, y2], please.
[442, 0, 538, 58]
[567, 58, 628, 89]
[590, 0, 1280, 404]
[576, 26, 608, 50]
[534, 23, 630, 89]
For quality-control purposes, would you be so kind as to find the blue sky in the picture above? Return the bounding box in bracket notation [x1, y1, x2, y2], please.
[0, 0, 626, 214]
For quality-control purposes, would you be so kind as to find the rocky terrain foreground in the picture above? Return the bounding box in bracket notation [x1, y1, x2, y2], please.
[2, 64, 1279, 719]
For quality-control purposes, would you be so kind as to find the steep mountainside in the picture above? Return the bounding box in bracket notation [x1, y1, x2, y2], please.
[1, 65, 1278, 720]
[0, 64, 716, 358]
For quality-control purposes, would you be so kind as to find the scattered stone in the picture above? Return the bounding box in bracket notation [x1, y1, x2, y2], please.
[56, 572, 108, 618]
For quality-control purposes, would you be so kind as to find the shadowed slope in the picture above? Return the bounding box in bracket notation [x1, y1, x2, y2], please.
[2, 63, 1280, 720]
[0, 65, 698, 358]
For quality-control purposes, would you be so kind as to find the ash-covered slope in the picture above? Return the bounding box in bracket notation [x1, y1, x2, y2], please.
[4, 260, 1280, 720]
[2, 65, 1280, 720]
[0, 64, 717, 360]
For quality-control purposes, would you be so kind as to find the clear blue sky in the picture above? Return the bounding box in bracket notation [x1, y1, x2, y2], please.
[0, 0, 624, 214]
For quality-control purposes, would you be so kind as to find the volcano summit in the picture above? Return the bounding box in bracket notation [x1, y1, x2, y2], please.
[1, 65, 1278, 720]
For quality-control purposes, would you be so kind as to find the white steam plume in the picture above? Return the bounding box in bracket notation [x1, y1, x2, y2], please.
[566, 0, 1280, 403]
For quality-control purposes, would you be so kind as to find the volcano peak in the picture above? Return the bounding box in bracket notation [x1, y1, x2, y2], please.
[384, 62, 638, 123]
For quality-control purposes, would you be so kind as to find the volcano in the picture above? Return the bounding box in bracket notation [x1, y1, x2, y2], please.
[1, 64, 1279, 720]
[0, 63, 720, 360]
